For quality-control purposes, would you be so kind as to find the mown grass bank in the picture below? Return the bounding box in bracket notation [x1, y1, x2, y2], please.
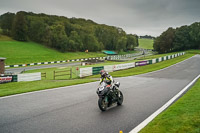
[140, 78, 200, 133]
[138, 38, 154, 49]
[0, 41, 105, 65]
[0, 52, 194, 97]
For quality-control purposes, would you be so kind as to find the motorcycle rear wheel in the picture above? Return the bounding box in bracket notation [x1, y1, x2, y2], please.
[98, 97, 108, 111]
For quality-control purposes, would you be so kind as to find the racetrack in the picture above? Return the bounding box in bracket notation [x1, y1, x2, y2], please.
[1, 55, 200, 133]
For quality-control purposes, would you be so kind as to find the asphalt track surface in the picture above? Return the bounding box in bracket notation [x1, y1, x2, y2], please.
[1, 55, 200, 133]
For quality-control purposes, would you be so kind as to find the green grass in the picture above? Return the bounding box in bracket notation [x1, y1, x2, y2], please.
[140, 78, 200, 133]
[138, 38, 154, 49]
[0, 41, 106, 65]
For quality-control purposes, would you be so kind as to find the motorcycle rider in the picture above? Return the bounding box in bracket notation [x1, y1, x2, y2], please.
[99, 70, 114, 90]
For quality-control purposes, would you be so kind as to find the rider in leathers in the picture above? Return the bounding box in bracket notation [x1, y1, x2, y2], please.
[99, 70, 114, 90]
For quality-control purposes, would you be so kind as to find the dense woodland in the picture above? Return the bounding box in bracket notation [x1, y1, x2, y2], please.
[0, 11, 139, 52]
[154, 22, 200, 53]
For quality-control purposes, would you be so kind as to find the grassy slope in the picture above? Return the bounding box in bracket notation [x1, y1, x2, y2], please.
[0, 52, 194, 97]
[0, 40, 105, 65]
[138, 38, 154, 49]
[140, 78, 200, 133]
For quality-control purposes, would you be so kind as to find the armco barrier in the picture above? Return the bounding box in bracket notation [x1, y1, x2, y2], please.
[79, 52, 185, 78]
[146, 52, 185, 67]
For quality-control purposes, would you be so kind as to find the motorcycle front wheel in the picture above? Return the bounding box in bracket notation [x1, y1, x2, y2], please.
[117, 91, 123, 105]
[98, 97, 108, 111]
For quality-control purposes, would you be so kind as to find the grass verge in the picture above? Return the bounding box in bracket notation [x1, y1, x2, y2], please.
[140, 78, 200, 133]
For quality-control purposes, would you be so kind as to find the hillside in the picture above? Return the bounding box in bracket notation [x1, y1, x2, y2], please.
[138, 38, 154, 49]
[0, 39, 105, 65]
[0, 11, 138, 53]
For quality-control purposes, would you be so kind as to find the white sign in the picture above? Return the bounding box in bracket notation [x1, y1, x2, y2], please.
[113, 63, 135, 71]
[79, 67, 92, 77]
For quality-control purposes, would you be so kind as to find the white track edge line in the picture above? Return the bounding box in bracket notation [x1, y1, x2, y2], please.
[129, 74, 200, 133]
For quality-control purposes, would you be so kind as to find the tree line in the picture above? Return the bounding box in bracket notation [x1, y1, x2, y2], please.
[0, 11, 139, 52]
[139, 35, 155, 39]
[154, 22, 200, 53]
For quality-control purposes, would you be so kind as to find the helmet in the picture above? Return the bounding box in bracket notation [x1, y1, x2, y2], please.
[100, 70, 107, 78]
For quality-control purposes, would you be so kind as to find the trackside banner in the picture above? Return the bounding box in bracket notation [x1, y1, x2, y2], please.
[0, 76, 12, 83]
[113, 63, 135, 71]
[135, 60, 149, 66]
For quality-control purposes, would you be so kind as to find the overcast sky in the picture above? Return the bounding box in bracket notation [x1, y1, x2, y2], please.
[0, 0, 199, 36]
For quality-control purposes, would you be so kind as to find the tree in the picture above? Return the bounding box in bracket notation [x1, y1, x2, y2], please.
[49, 23, 68, 51]
[68, 31, 83, 51]
[83, 34, 100, 52]
[12, 11, 28, 41]
[153, 27, 175, 53]
[28, 17, 47, 43]
[173, 26, 190, 51]
[117, 37, 127, 52]
[0, 12, 15, 36]
[189, 22, 200, 49]
[126, 34, 137, 50]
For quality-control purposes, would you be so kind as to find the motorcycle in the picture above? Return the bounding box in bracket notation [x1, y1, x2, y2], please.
[96, 81, 123, 111]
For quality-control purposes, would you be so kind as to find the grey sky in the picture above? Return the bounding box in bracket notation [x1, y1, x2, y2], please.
[0, 0, 200, 36]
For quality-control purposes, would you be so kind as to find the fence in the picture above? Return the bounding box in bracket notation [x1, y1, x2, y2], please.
[41, 72, 46, 79]
[53, 68, 73, 80]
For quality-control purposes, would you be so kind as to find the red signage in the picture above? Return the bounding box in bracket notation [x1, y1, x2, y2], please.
[0, 76, 12, 83]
